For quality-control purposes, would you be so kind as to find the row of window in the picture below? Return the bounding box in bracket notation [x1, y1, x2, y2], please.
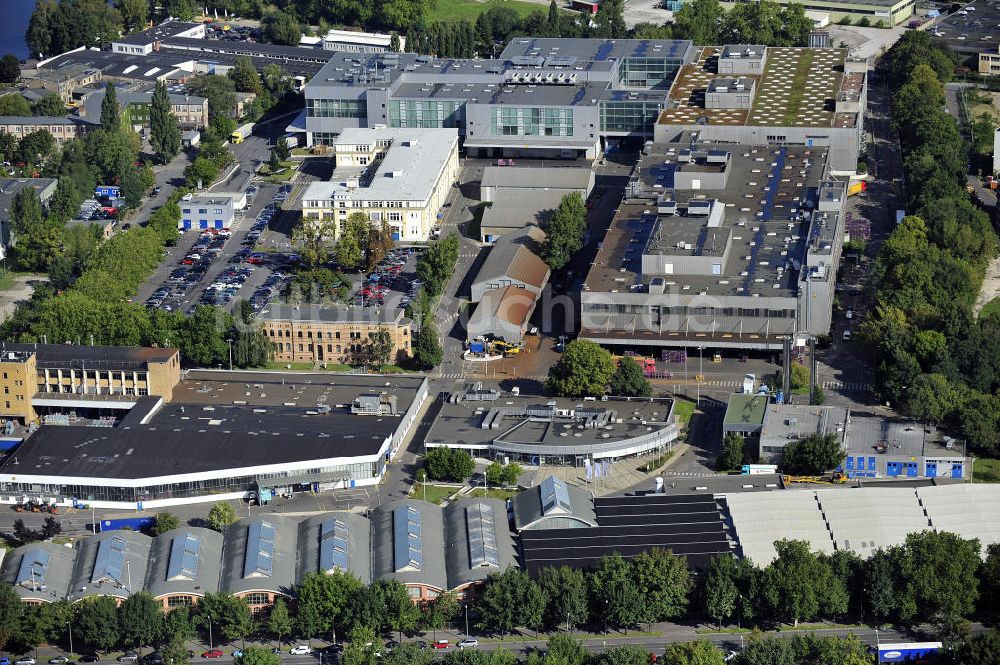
[267, 329, 403, 339]
[307, 99, 367, 119]
[490, 107, 574, 137]
[584, 304, 796, 318]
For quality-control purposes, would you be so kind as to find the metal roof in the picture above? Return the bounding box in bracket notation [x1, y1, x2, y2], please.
[320, 517, 350, 572]
[167, 532, 202, 581]
[473, 225, 550, 296]
[92, 535, 129, 584]
[466, 502, 500, 567]
[372, 501, 447, 591]
[144, 526, 223, 600]
[481, 166, 594, 191]
[0, 542, 78, 602]
[393, 504, 423, 572]
[244, 519, 276, 578]
[512, 476, 597, 531]
[541, 476, 572, 516]
[296, 512, 372, 584]
[443, 498, 518, 590]
[221, 515, 297, 596]
[69, 530, 152, 602]
[16, 548, 50, 589]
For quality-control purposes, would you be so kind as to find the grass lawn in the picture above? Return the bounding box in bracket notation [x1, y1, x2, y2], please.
[469, 487, 519, 500]
[974, 457, 1000, 483]
[413, 483, 461, 504]
[262, 161, 298, 183]
[267, 361, 317, 371]
[981, 295, 1000, 320]
[426, 0, 546, 23]
[672, 399, 697, 427]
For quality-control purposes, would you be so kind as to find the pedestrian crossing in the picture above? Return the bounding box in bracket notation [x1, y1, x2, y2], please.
[822, 380, 872, 392]
[440, 373, 547, 380]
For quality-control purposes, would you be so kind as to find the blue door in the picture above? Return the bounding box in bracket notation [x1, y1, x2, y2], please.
[183, 219, 192, 229]
[926, 462, 937, 477]
[215, 219, 224, 229]
[392, 232, 400, 241]
[856, 456, 865, 471]
[868, 456, 876, 471]
[952, 463, 964, 479]
[199, 220, 208, 229]
[846, 457, 854, 471]
[485, 235, 494, 242]
[887, 462, 901, 477]
[906, 461, 918, 477]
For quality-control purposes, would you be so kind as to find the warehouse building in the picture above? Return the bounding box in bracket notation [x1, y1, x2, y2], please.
[319, 29, 404, 53]
[0, 542, 79, 604]
[479, 166, 594, 242]
[579, 138, 846, 351]
[371, 501, 449, 601]
[480, 192, 566, 243]
[655, 45, 868, 173]
[719, 0, 914, 27]
[512, 476, 597, 531]
[179, 195, 235, 230]
[68, 530, 153, 603]
[426, 384, 679, 466]
[0, 368, 429, 509]
[145, 527, 224, 611]
[221, 516, 299, 613]
[25, 64, 102, 101]
[260, 304, 413, 365]
[296, 512, 372, 585]
[301, 127, 460, 242]
[443, 498, 518, 596]
[466, 286, 540, 344]
[111, 21, 207, 56]
[304, 38, 696, 156]
[471, 226, 550, 302]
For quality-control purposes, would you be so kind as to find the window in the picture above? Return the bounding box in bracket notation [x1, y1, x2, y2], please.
[167, 595, 192, 608]
[407, 587, 421, 599]
[198, 208, 207, 214]
[242, 592, 270, 606]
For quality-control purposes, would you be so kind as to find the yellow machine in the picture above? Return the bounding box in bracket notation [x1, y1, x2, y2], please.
[490, 340, 522, 357]
[782, 473, 848, 485]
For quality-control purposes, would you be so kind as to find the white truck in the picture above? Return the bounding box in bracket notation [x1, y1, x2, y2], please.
[741, 373, 756, 394]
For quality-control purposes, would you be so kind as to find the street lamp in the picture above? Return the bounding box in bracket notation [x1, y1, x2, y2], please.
[67, 621, 74, 658]
[227, 339, 234, 371]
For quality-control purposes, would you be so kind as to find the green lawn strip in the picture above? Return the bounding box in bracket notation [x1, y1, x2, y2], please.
[427, 0, 545, 23]
[412, 483, 463, 504]
[974, 457, 1000, 483]
[468, 487, 518, 500]
[981, 295, 1000, 320]
[0, 270, 40, 292]
[782, 50, 815, 125]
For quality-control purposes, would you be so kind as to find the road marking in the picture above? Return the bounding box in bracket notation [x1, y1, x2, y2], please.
[822, 380, 872, 392]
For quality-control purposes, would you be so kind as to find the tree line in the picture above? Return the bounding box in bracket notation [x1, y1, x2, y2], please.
[862, 31, 1000, 457]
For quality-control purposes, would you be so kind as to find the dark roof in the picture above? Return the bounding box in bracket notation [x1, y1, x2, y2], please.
[520, 493, 730, 573]
[0, 116, 79, 125]
[3, 343, 177, 370]
[162, 37, 334, 64]
[114, 21, 203, 45]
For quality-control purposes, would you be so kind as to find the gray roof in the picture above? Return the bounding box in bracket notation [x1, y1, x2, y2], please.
[482, 166, 593, 191]
[68, 530, 153, 602]
[261, 303, 408, 326]
[0, 542, 78, 603]
[481, 190, 566, 232]
[500, 38, 694, 64]
[443, 498, 518, 590]
[143, 527, 224, 600]
[473, 226, 549, 294]
[0, 116, 78, 125]
[371, 500, 448, 591]
[114, 21, 203, 46]
[296, 512, 372, 585]
[221, 516, 298, 597]
[512, 476, 597, 531]
[759, 403, 849, 453]
[82, 90, 206, 120]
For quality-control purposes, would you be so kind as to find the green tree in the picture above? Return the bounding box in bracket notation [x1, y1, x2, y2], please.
[295, 570, 362, 640]
[594, 0, 626, 38]
[661, 641, 725, 665]
[543, 192, 587, 271]
[479, 567, 547, 636]
[76, 595, 121, 652]
[151, 511, 180, 536]
[671, 0, 721, 44]
[703, 555, 739, 628]
[10, 185, 43, 240]
[274, 139, 290, 162]
[423, 446, 475, 482]
[164, 605, 195, 641]
[485, 461, 505, 488]
[175, 305, 228, 366]
[342, 626, 378, 665]
[32, 93, 66, 116]
[546, 339, 615, 397]
[781, 432, 845, 475]
[416, 232, 460, 296]
[955, 628, 1000, 665]
[100, 82, 120, 132]
[389, 32, 401, 52]
[537, 566, 588, 630]
[590, 553, 643, 631]
[0, 94, 31, 116]
[897, 530, 980, 627]
[187, 75, 237, 122]
[264, 10, 302, 46]
[0, 582, 22, 651]
[228, 56, 262, 94]
[293, 217, 336, 268]
[413, 323, 444, 370]
[904, 372, 961, 423]
[591, 645, 648, 665]
[265, 597, 292, 644]
[17, 129, 56, 165]
[150, 80, 181, 164]
[631, 548, 691, 622]
[608, 356, 652, 397]
[162, 634, 191, 665]
[239, 646, 281, 665]
[763, 540, 845, 626]
[0, 54, 20, 83]
[717, 432, 746, 472]
[118, 591, 163, 648]
[117, 0, 149, 32]
[421, 591, 459, 636]
[207, 501, 238, 531]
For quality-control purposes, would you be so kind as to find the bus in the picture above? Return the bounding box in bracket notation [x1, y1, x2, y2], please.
[876, 642, 942, 663]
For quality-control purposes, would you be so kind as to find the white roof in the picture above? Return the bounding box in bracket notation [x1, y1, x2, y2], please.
[323, 29, 394, 47]
[303, 128, 458, 205]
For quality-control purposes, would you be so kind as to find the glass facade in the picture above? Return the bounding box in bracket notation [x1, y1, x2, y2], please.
[490, 107, 573, 137]
[618, 57, 684, 89]
[600, 100, 663, 133]
[312, 132, 338, 146]
[306, 98, 367, 119]
[388, 100, 465, 128]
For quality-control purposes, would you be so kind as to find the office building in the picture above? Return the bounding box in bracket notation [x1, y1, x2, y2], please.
[655, 45, 867, 173]
[304, 38, 696, 157]
[260, 304, 413, 365]
[81, 90, 209, 132]
[111, 21, 207, 56]
[301, 127, 459, 242]
[0, 116, 90, 145]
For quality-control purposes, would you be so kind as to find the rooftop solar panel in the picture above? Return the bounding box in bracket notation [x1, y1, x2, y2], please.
[243, 520, 275, 578]
[540, 476, 572, 516]
[320, 518, 350, 573]
[467, 502, 500, 568]
[393, 505, 423, 572]
[92, 535, 128, 585]
[166, 532, 201, 581]
[16, 548, 50, 589]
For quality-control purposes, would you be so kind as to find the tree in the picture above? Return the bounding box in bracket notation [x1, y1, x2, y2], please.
[0, 582, 22, 650]
[485, 461, 505, 488]
[717, 432, 746, 472]
[264, 10, 302, 46]
[10, 186, 43, 240]
[118, 591, 163, 648]
[100, 82, 120, 132]
[661, 641, 725, 665]
[631, 548, 691, 623]
[117, 0, 149, 32]
[416, 232, 460, 296]
[342, 626, 378, 665]
[295, 570, 362, 639]
[479, 567, 547, 636]
[187, 75, 237, 122]
[0, 54, 20, 84]
[486, 461, 522, 488]
[164, 605, 195, 641]
[423, 446, 475, 482]
[274, 138, 290, 162]
[762, 540, 845, 626]
[0, 94, 31, 116]
[414, 323, 443, 369]
[294, 217, 336, 268]
[76, 595, 120, 652]
[591, 645, 648, 665]
[543, 192, 587, 271]
[704, 555, 739, 628]
[608, 356, 652, 397]
[207, 501, 238, 531]
[904, 372, 961, 423]
[17, 129, 56, 165]
[41, 516, 62, 539]
[151, 511, 180, 536]
[335, 213, 368, 270]
[239, 647, 281, 665]
[32, 93, 66, 116]
[390, 32, 401, 52]
[546, 339, 616, 398]
[537, 566, 588, 630]
[671, 0, 721, 45]
[150, 80, 181, 164]
[590, 553, 643, 631]
[594, 0, 626, 38]
[896, 530, 980, 627]
[228, 56, 262, 94]
[267, 598, 293, 644]
[781, 432, 845, 475]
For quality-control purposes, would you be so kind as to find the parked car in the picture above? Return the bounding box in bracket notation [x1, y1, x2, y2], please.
[78, 658, 100, 664]
[16, 657, 36, 665]
[201, 651, 224, 659]
[457, 639, 478, 650]
[231, 651, 243, 659]
[289, 646, 312, 655]
[117, 653, 139, 663]
[432, 640, 450, 650]
[48, 658, 70, 664]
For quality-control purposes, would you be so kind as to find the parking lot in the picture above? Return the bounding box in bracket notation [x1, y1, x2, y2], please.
[348, 247, 426, 311]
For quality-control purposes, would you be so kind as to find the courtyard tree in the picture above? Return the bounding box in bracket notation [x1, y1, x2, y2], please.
[546, 340, 615, 398]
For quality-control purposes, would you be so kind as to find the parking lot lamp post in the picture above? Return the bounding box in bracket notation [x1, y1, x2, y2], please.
[464, 602, 470, 637]
[227, 339, 234, 371]
[67, 621, 74, 658]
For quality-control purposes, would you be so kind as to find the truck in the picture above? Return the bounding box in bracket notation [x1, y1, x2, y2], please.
[895, 209, 905, 226]
[741, 373, 756, 394]
[230, 123, 255, 144]
[741, 464, 778, 475]
[100, 512, 156, 532]
[95, 185, 121, 199]
[847, 180, 866, 197]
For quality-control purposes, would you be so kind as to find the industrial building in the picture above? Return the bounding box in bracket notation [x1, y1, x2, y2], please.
[318, 29, 405, 53]
[300, 127, 460, 242]
[479, 166, 594, 242]
[579, 138, 846, 351]
[260, 303, 413, 365]
[0, 367, 429, 509]
[719, 0, 915, 27]
[470, 226, 550, 303]
[655, 45, 868, 173]
[304, 38, 696, 157]
[111, 21, 207, 56]
[179, 195, 235, 230]
[25, 64, 102, 101]
[512, 476, 597, 530]
[424, 383, 679, 466]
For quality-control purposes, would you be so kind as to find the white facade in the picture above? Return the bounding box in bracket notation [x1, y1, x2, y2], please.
[321, 29, 404, 53]
[301, 128, 460, 242]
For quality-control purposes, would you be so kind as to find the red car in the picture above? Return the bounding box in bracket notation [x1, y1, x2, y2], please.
[431, 641, 449, 650]
[201, 651, 223, 659]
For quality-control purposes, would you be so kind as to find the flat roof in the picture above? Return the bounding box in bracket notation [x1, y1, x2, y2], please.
[0, 371, 425, 481]
[723, 393, 769, 429]
[3, 343, 177, 369]
[303, 128, 458, 205]
[933, 0, 1000, 54]
[38, 49, 193, 82]
[114, 21, 202, 46]
[500, 38, 694, 63]
[759, 403, 849, 449]
[260, 303, 408, 325]
[482, 165, 593, 191]
[583, 141, 831, 298]
[481, 190, 565, 231]
[0, 115, 79, 125]
[847, 414, 964, 460]
[659, 46, 855, 129]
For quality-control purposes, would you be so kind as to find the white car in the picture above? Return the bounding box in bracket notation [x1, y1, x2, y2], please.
[845, 309, 853, 320]
[289, 646, 312, 655]
[457, 639, 479, 650]
[843, 330, 852, 342]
